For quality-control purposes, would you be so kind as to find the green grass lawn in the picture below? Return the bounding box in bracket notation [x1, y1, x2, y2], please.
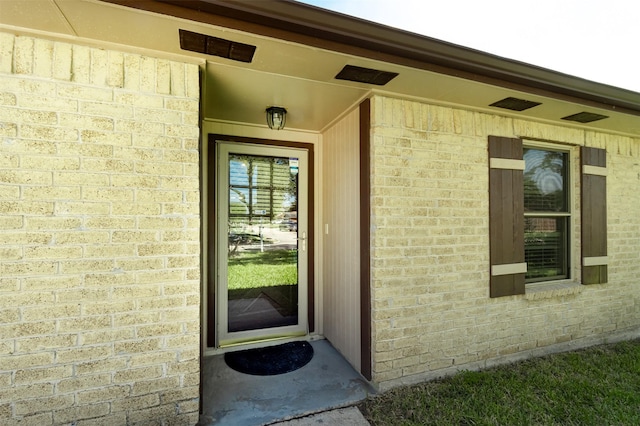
[360, 339, 640, 425]
[228, 249, 297, 290]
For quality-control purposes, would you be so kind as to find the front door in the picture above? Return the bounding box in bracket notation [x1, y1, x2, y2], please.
[216, 141, 309, 346]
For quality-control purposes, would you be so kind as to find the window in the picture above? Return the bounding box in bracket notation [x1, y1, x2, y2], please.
[488, 136, 607, 298]
[523, 147, 570, 282]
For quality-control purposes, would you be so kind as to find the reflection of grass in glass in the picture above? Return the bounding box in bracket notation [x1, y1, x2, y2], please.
[228, 250, 297, 290]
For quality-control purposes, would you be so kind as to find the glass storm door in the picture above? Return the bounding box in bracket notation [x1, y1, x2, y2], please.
[216, 142, 308, 346]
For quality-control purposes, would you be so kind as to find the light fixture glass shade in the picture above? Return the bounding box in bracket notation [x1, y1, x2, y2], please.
[266, 106, 287, 130]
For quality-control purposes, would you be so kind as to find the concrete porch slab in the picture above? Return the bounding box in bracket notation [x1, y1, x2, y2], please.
[200, 340, 374, 425]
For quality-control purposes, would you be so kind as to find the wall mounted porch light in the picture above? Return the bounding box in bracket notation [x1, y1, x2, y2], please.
[266, 106, 287, 130]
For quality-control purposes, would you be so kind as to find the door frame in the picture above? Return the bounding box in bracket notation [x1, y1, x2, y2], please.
[205, 134, 315, 349]
[216, 141, 309, 346]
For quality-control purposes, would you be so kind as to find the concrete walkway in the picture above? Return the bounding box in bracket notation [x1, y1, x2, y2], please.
[270, 407, 370, 425]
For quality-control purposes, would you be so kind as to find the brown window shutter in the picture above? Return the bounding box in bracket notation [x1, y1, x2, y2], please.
[488, 136, 526, 297]
[581, 147, 608, 284]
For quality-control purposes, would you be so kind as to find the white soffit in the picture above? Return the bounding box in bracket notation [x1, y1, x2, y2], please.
[205, 62, 369, 131]
[0, 0, 638, 135]
[0, 1, 74, 35]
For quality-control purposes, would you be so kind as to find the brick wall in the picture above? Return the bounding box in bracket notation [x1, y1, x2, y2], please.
[0, 33, 201, 425]
[369, 96, 640, 389]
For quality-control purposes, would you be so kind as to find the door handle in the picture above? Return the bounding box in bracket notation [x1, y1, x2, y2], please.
[296, 232, 306, 252]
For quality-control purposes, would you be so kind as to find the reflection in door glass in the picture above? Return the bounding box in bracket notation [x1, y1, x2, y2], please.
[227, 154, 299, 332]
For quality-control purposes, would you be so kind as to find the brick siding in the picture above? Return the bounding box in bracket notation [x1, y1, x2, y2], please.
[0, 33, 201, 425]
[2, 30, 639, 422]
[370, 96, 640, 389]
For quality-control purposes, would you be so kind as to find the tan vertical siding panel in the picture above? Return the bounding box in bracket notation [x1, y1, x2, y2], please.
[322, 109, 361, 370]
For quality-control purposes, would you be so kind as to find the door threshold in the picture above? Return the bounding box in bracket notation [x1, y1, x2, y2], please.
[204, 334, 323, 356]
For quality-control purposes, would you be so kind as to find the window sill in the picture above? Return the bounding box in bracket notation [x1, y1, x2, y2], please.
[525, 281, 583, 300]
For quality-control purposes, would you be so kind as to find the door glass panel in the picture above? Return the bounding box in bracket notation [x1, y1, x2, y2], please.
[227, 154, 299, 333]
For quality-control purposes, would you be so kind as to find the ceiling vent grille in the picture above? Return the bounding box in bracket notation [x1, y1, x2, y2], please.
[561, 112, 609, 123]
[335, 65, 398, 86]
[179, 29, 256, 63]
[490, 97, 541, 111]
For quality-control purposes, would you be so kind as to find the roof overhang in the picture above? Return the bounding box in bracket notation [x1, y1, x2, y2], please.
[1, 0, 639, 135]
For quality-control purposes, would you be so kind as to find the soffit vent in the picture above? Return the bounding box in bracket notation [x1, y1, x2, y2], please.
[179, 29, 256, 63]
[490, 97, 541, 111]
[561, 112, 609, 123]
[335, 65, 398, 86]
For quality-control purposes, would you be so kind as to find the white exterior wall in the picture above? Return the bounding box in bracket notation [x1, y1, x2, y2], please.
[322, 108, 361, 370]
[369, 95, 640, 390]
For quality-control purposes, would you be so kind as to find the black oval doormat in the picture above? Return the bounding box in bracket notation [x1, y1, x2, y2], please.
[224, 341, 314, 376]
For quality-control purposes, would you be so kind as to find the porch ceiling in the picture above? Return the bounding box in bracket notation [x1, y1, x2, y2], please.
[1, 0, 639, 135]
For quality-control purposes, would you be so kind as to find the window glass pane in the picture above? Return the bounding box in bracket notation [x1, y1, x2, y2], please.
[523, 149, 567, 212]
[228, 154, 297, 223]
[525, 217, 568, 280]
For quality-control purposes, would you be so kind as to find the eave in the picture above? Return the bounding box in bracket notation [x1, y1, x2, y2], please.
[1, 0, 638, 135]
[105, 0, 640, 117]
